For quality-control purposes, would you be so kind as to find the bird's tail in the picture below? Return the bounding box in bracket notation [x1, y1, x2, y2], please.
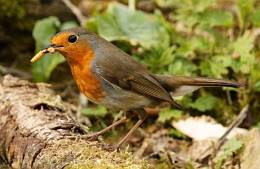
[154, 75, 244, 97]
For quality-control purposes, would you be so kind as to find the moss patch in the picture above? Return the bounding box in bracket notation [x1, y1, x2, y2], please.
[36, 139, 150, 169]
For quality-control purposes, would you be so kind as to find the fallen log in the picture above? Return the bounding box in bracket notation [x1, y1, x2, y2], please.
[0, 75, 148, 169]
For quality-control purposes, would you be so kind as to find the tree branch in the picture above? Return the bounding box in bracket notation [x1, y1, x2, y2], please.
[61, 0, 87, 26]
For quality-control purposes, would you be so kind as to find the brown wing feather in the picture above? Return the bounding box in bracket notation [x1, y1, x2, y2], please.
[127, 73, 182, 109]
[93, 36, 181, 109]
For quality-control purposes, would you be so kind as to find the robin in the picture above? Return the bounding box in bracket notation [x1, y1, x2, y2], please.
[31, 28, 243, 149]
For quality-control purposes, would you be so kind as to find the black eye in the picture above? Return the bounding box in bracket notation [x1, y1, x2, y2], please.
[68, 35, 78, 43]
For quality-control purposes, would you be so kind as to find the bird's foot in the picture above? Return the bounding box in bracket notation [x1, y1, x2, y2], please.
[103, 144, 120, 152]
[64, 133, 100, 141]
[81, 133, 101, 141]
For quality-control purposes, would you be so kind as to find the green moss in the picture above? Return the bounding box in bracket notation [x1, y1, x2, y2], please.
[36, 139, 150, 169]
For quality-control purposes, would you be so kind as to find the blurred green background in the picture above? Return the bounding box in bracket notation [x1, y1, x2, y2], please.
[0, 0, 259, 131]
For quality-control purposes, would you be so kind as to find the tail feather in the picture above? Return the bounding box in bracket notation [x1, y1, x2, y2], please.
[154, 75, 244, 97]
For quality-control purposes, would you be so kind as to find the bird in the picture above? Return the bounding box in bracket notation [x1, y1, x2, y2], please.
[31, 27, 243, 149]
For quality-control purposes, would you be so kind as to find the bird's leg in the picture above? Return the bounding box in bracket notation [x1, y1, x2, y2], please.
[83, 116, 128, 141]
[115, 112, 148, 149]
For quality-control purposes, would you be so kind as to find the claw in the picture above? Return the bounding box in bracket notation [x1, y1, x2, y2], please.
[81, 133, 100, 141]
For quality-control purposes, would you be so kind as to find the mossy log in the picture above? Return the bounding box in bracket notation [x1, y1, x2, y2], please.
[0, 75, 148, 169]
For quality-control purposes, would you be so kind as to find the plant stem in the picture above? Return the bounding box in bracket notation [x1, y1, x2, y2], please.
[129, 0, 136, 11]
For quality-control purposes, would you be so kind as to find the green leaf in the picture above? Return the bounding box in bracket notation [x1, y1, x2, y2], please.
[233, 33, 254, 56]
[158, 108, 182, 123]
[214, 138, 243, 169]
[189, 94, 218, 112]
[155, 0, 175, 8]
[200, 11, 233, 27]
[169, 129, 187, 139]
[32, 16, 66, 82]
[232, 33, 255, 74]
[85, 17, 99, 32]
[82, 106, 108, 118]
[142, 46, 175, 73]
[192, 0, 216, 13]
[96, 2, 170, 48]
[238, 0, 255, 16]
[237, 0, 255, 28]
[254, 81, 260, 92]
[31, 54, 65, 82]
[32, 16, 60, 51]
[168, 58, 197, 76]
[60, 21, 78, 30]
[200, 55, 232, 78]
[239, 53, 255, 74]
[256, 122, 260, 128]
[252, 9, 260, 27]
[174, 0, 216, 28]
[249, 64, 260, 92]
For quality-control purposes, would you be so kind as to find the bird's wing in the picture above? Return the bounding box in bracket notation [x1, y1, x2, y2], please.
[93, 38, 181, 109]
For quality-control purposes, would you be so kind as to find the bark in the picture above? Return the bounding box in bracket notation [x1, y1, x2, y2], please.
[0, 75, 148, 169]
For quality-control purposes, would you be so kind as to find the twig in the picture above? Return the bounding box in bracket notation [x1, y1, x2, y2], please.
[129, 0, 136, 11]
[198, 105, 248, 162]
[217, 105, 248, 149]
[61, 0, 87, 26]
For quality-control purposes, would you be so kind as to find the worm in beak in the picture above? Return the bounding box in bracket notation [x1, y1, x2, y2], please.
[30, 45, 57, 63]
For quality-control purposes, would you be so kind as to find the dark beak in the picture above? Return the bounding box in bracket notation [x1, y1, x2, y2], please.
[43, 44, 63, 53]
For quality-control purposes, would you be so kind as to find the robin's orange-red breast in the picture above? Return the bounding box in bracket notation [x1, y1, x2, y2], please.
[31, 28, 243, 149]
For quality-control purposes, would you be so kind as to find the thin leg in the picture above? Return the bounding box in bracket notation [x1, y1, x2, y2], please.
[115, 114, 148, 149]
[83, 116, 127, 140]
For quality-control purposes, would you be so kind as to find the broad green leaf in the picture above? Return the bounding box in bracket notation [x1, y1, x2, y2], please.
[189, 94, 218, 112]
[200, 11, 233, 27]
[31, 54, 65, 82]
[82, 106, 108, 118]
[214, 138, 243, 169]
[96, 2, 170, 48]
[158, 108, 182, 123]
[85, 17, 99, 32]
[60, 21, 78, 30]
[33, 16, 60, 51]
[31, 18, 78, 82]
[32, 16, 65, 82]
